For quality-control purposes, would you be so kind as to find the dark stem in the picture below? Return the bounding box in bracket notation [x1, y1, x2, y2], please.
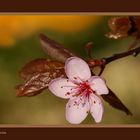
[85, 42, 93, 59]
[88, 46, 140, 76]
[98, 66, 105, 76]
[104, 46, 140, 65]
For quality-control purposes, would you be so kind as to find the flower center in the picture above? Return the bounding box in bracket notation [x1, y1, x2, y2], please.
[77, 82, 93, 97]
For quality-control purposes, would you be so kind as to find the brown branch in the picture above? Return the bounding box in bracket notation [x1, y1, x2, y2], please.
[104, 46, 140, 64]
[98, 46, 140, 75]
[88, 46, 140, 75]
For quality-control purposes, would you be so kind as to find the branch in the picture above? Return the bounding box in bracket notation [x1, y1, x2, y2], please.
[104, 46, 140, 64]
[88, 46, 140, 75]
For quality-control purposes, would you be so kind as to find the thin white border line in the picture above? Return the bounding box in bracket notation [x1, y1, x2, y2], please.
[0, 12, 139, 127]
[0, 124, 140, 128]
[0, 12, 140, 15]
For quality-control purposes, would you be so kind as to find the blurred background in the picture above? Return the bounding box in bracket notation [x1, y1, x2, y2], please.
[0, 15, 140, 125]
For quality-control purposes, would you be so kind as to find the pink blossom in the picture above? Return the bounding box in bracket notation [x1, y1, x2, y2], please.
[49, 57, 109, 124]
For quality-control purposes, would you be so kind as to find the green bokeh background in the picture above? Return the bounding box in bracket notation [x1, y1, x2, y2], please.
[0, 16, 140, 125]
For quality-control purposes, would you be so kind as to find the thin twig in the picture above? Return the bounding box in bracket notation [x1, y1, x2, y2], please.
[104, 46, 140, 64]
[88, 46, 140, 75]
[85, 42, 93, 59]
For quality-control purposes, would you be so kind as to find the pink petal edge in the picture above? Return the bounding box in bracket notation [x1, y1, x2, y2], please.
[88, 76, 109, 95]
[65, 57, 91, 83]
[48, 78, 77, 99]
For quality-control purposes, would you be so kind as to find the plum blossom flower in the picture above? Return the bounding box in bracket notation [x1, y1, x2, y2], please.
[49, 57, 109, 124]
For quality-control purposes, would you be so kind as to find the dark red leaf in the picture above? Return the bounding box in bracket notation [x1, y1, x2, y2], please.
[19, 58, 64, 80]
[106, 16, 140, 39]
[16, 70, 65, 97]
[101, 88, 132, 115]
[16, 60, 65, 97]
[39, 33, 77, 62]
[105, 16, 131, 39]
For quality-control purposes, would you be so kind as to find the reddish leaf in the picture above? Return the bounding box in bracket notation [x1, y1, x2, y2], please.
[16, 60, 65, 97]
[101, 88, 132, 115]
[106, 16, 140, 39]
[39, 33, 76, 62]
[19, 58, 64, 80]
[106, 16, 131, 39]
[16, 70, 65, 97]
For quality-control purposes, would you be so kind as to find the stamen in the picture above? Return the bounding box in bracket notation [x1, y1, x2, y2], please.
[66, 92, 70, 95]
[89, 97, 92, 110]
[65, 89, 78, 96]
[61, 85, 77, 88]
[73, 76, 84, 85]
[76, 76, 84, 82]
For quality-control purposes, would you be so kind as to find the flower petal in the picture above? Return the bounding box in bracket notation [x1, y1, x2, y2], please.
[88, 76, 109, 95]
[66, 96, 89, 124]
[65, 57, 91, 82]
[48, 78, 77, 99]
[89, 94, 104, 123]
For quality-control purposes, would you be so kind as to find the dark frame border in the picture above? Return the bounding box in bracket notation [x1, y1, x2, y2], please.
[0, 0, 140, 12]
[0, 0, 140, 139]
[0, 126, 140, 139]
